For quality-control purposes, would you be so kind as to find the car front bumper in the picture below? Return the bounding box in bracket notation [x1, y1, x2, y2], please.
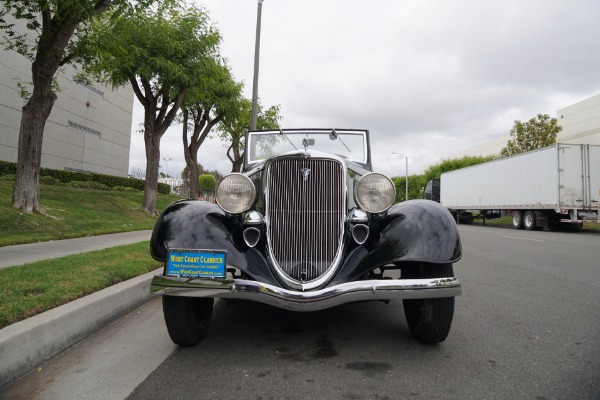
[150, 275, 462, 312]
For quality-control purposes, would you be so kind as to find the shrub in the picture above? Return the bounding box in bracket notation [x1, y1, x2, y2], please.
[199, 174, 217, 192]
[40, 176, 62, 185]
[0, 160, 169, 194]
[0, 174, 15, 181]
[112, 186, 139, 192]
[0, 161, 17, 176]
[67, 181, 110, 190]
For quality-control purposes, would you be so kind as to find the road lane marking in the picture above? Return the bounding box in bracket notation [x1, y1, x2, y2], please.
[502, 235, 544, 242]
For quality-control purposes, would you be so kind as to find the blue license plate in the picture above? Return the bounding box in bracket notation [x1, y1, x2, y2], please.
[166, 249, 227, 278]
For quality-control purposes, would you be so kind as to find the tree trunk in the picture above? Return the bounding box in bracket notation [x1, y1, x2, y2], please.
[142, 132, 161, 215]
[183, 108, 220, 199]
[11, 91, 57, 213]
[188, 162, 199, 199]
[10, 6, 87, 213]
[229, 137, 243, 172]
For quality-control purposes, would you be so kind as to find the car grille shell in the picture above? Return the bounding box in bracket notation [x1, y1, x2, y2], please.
[265, 157, 345, 287]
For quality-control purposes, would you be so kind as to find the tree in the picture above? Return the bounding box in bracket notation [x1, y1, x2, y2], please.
[198, 174, 217, 193]
[500, 114, 562, 157]
[83, 4, 220, 214]
[391, 155, 497, 202]
[422, 155, 498, 182]
[215, 98, 281, 172]
[181, 60, 241, 198]
[0, 0, 154, 213]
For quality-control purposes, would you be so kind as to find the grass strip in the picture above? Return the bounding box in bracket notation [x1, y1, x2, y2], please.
[0, 241, 162, 328]
[0, 181, 179, 246]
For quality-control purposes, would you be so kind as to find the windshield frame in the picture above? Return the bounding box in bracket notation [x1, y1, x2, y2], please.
[244, 129, 371, 171]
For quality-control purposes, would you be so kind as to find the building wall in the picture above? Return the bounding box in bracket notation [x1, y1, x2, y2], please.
[449, 94, 600, 159]
[557, 94, 600, 145]
[0, 15, 134, 177]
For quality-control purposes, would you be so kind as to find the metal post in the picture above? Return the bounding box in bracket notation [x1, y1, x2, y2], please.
[392, 153, 409, 201]
[163, 157, 172, 177]
[404, 156, 408, 201]
[250, 0, 264, 130]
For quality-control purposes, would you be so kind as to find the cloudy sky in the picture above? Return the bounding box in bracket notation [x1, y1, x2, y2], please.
[128, 0, 600, 179]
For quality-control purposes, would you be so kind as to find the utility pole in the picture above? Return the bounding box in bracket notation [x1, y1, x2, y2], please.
[250, 0, 264, 130]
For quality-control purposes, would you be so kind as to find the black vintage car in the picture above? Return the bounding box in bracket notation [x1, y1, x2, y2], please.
[150, 129, 462, 346]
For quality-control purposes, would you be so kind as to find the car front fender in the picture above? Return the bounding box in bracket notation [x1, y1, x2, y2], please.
[329, 200, 462, 285]
[150, 200, 280, 285]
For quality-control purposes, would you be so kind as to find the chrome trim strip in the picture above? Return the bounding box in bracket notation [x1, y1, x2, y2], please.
[151, 276, 462, 312]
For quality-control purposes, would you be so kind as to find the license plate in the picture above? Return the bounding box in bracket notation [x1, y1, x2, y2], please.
[166, 249, 227, 278]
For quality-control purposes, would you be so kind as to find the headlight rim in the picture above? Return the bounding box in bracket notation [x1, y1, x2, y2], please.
[354, 172, 396, 214]
[215, 173, 256, 214]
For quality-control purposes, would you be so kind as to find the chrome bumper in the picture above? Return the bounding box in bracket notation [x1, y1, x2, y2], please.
[151, 275, 462, 312]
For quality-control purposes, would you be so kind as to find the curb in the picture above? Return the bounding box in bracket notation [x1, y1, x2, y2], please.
[0, 268, 161, 389]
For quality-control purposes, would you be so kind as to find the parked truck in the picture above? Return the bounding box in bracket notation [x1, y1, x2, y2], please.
[424, 143, 600, 230]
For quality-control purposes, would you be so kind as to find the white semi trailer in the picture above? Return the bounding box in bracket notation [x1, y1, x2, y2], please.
[429, 144, 600, 230]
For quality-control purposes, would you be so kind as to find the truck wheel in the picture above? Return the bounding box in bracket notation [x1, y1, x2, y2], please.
[523, 211, 537, 230]
[162, 296, 214, 347]
[568, 223, 583, 232]
[402, 263, 455, 345]
[458, 212, 473, 224]
[512, 211, 524, 229]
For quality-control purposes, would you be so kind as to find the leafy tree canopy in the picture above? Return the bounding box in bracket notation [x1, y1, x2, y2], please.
[0, 0, 158, 69]
[422, 155, 497, 182]
[0, 0, 160, 214]
[500, 114, 561, 157]
[391, 155, 497, 203]
[214, 98, 281, 172]
[198, 174, 217, 192]
[82, 3, 219, 97]
[80, 3, 222, 213]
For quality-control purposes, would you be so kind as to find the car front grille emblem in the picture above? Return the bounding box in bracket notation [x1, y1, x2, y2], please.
[301, 167, 311, 182]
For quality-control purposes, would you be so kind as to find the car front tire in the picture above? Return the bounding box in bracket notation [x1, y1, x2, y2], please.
[402, 263, 455, 345]
[162, 296, 214, 347]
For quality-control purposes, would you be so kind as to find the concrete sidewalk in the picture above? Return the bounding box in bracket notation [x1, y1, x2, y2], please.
[0, 230, 153, 269]
[0, 230, 159, 388]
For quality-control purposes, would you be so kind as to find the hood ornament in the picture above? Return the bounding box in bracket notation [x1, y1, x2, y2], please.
[301, 137, 312, 158]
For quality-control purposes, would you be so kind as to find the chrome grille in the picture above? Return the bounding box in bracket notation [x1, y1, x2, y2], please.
[266, 158, 345, 284]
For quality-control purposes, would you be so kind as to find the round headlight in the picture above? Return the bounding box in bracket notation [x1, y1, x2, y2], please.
[216, 173, 256, 214]
[354, 173, 396, 213]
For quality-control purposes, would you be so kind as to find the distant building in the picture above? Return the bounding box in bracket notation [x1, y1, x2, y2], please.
[557, 94, 600, 145]
[0, 14, 134, 177]
[450, 93, 600, 159]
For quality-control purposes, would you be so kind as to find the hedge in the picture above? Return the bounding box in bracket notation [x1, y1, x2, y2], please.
[0, 160, 170, 194]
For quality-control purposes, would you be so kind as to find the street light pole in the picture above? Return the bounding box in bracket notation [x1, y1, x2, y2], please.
[163, 157, 172, 178]
[392, 153, 408, 201]
[250, 0, 264, 130]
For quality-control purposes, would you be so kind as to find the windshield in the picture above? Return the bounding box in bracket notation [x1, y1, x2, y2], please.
[247, 129, 368, 165]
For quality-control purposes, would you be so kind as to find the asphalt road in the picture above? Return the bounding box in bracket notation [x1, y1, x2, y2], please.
[2, 225, 599, 400]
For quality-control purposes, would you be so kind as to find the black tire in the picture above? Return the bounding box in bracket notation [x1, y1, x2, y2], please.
[458, 212, 473, 224]
[523, 211, 536, 231]
[402, 263, 455, 345]
[162, 296, 214, 347]
[512, 211, 524, 229]
[568, 223, 583, 232]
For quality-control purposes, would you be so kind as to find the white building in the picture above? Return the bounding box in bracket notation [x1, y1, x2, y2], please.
[0, 13, 134, 177]
[450, 93, 600, 159]
[557, 94, 600, 145]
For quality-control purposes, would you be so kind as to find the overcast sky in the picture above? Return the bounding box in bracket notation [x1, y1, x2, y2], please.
[128, 0, 600, 179]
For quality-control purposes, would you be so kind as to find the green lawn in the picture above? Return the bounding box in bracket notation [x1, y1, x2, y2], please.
[0, 180, 179, 246]
[0, 242, 162, 328]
